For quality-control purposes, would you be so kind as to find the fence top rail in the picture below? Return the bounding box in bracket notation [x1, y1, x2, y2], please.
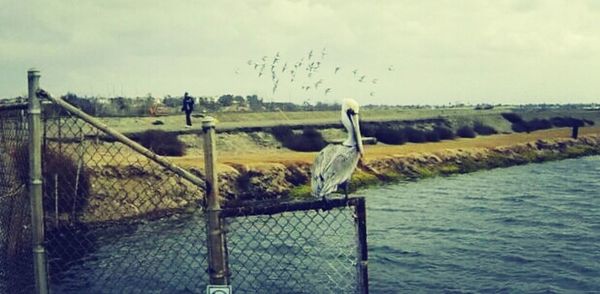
[221, 196, 364, 218]
[0, 102, 28, 111]
[35, 89, 206, 189]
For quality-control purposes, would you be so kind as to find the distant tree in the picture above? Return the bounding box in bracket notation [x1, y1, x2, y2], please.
[218, 94, 235, 107]
[198, 96, 219, 112]
[233, 95, 245, 106]
[162, 95, 181, 108]
[111, 97, 130, 112]
[62, 92, 97, 115]
[246, 95, 263, 111]
[302, 100, 313, 111]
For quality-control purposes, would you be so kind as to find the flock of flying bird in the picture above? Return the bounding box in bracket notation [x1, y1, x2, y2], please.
[240, 49, 392, 200]
[243, 48, 394, 99]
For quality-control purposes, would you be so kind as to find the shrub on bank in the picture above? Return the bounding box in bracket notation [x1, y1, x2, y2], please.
[511, 122, 530, 133]
[138, 130, 186, 156]
[403, 127, 428, 143]
[528, 119, 552, 131]
[501, 112, 524, 123]
[375, 126, 407, 145]
[456, 126, 477, 138]
[271, 125, 294, 141]
[473, 122, 498, 135]
[271, 126, 327, 152]
[550, 117, 585, 128]
[360, 123, 378, 138]
[432, 126, 455, 140]
[425, 130, 441, 142]
[14, 146, 90, 218]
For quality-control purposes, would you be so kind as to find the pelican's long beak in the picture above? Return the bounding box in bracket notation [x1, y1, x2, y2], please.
[351, 113, 364, 157]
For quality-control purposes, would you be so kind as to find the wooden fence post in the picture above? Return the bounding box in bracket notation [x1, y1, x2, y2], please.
[203, 117, 229, 285]
[28, 68, 49, 294]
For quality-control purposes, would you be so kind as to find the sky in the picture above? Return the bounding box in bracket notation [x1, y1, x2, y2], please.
[1, 0, 600, 105]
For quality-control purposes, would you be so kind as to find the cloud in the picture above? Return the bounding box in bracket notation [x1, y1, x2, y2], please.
[1, 0, 599, 104]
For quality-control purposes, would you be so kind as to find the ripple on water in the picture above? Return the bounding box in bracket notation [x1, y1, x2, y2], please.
[367, 156, 600, 293]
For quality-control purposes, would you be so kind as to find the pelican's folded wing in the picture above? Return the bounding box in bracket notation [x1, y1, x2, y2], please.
[311, 144, 358, 197]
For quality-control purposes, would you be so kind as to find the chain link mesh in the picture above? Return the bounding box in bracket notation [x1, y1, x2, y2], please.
[40, 105, 208, 292]
[0, 108, 34, 293]
[224, 204, 361, 293]
[2, 100, 367, 293]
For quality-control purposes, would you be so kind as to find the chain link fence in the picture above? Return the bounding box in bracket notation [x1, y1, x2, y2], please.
[0, 106, 34, 293]
[2, 93, 368, 293]
[222, 198, 368, 294]
[39, 104, 209, 293]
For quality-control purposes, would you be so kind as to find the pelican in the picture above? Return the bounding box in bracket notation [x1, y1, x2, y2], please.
[311, 99, 364, 200]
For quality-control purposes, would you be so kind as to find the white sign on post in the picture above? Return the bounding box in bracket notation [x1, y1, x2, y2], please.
[206, 285, 232, 294]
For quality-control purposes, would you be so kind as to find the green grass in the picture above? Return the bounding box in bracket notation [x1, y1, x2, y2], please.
[102, 107, 515, 134]
[289, 185, 312, 199]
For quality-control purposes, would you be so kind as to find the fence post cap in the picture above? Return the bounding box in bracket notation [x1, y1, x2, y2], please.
[202, 116, 216, 128]
[28, 68, 40, 76]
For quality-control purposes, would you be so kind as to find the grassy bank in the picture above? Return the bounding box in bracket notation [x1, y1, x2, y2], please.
[288, 134, 600, 198]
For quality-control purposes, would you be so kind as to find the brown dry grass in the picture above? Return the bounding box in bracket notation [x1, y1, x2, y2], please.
[170, 127, 600, 169]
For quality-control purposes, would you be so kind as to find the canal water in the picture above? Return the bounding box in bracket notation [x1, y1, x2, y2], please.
[368, 156, 600, 293]
[18, 156, 600, 293]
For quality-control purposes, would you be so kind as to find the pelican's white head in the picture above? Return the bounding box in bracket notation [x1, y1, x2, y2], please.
[341, 98, 364, 156]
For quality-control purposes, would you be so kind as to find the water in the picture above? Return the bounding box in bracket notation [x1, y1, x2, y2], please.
[368, 156, 600, 293]
[29, 156, 600, 293]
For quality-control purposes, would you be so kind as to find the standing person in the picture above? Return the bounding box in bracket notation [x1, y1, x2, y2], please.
[181, 92, 195, 128]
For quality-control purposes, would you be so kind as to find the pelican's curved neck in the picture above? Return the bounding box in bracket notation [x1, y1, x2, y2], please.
[342, 112, 357, 147]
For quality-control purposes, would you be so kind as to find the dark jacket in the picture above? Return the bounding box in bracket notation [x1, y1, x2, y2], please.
[182, 96, 195, 112]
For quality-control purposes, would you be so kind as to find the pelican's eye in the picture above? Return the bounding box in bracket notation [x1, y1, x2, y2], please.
[346, 109, 356, 116]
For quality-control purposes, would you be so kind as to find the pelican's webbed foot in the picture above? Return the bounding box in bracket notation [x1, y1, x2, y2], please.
[340, 181, 350, 200]
[321, 195, 333, 211]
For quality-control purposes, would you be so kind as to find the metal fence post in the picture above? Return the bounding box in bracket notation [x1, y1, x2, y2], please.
[28, 68, 49, 294]
[203, 117, 229, 285]
[355, 197, 369, 294]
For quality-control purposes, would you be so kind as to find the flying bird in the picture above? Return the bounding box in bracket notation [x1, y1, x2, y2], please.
[358, 75, 366, 82]
[372, 78, 378, 84]
[315, 79, 323, 89]
[324, 88, 332, 95]
[311, 99, 364, 200]
[388, 65, 394, 71]
[352, 69, 358, 76]
[334, 67, 341, 74]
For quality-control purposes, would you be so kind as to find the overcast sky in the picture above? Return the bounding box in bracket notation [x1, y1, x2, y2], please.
[1, 0, 599, 105]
